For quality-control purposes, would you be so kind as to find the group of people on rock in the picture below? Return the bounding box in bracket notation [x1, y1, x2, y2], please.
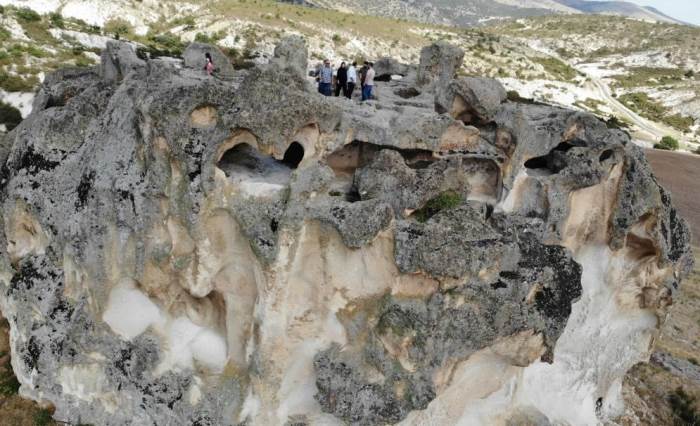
[316, 60, 375, 101]
[202, 51, 377, 101]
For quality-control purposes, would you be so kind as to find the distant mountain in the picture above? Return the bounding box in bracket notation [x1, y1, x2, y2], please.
[554, 0, 687, 24]
[286, 0, 687, 27]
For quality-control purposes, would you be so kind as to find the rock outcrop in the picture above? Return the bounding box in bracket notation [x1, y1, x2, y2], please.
[435, 76, 508, 124]
[416, 40, 465, 87]
[183, 42, 235, 78]
[373, 57, 410, 80]
[0, 40, 692, 426]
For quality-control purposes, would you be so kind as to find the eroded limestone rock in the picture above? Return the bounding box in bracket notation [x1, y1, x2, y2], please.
[0, 38, 692, 426]
[183, 42, 235, 78]
[435, 76, 508, 124]
[416, 41, 465, 87]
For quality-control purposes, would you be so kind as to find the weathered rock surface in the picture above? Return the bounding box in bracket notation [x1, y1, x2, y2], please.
[183, 42, 235, 78]
[416, 40, 465, 87]
[0, 40, 693, 426]
[373, 57, 410, 80]
[271, 35, 309, 79]
[435, 76, 508, 124]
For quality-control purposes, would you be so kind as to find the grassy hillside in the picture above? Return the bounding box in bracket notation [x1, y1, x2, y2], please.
[485, 15, 700, 138]
[0, 1, 698, 149]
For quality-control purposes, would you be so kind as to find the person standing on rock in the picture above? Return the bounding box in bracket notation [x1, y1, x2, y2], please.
[335, 62, 348, 97]
[346, 61, 357, 99]
[359, 61, 369, 92]
[362, 62, 375, 101]
[204, 52, 214, 76]
[316, 59, 333, 96]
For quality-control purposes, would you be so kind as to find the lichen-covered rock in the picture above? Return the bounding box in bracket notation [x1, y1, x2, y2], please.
[100, 40, 146, 83]
[271, 35, 309, 78]
[435, 77, 507, 124]
[416, 41, 465, 87]
[183, 42, 235, 78]
[0, 38, 692, 426]
[373, 57, 410, 79]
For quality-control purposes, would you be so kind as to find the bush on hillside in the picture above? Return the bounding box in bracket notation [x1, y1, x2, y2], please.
[0, 101, 22, 132]
[15, 7, 41, 22]
[49, 12, 64, 29]
[104, 18, 132, 40]
[654, 136, 680, 151]
[668, 387, 699, 425]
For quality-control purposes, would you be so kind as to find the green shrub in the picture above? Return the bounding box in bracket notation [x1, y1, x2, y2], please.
[0, 101, 22, 131]
[0, 71, 38, 92]
[532, 56, 578, 81]
[654, 136, 680, 151]
[103, 18, 132, 39]
[605, 116, 630, 130]
[414, 191, 462, 223]
[142, 32, 185, 57]
[15, 7, 41, 22]
[75, 54, 94, 68]
[0, 24, 10, 41]
[506, 90, 536, 104]
[668, 387, 699, 425]
[33, 408, 53, 426]
[194, 30, 225, 44]
[49, 12, 64, 29]
[223, 47, 256, 70]
[620, 92, 694, 132]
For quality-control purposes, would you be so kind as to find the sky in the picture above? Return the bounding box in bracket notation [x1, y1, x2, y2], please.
[624, 0, 700, 25]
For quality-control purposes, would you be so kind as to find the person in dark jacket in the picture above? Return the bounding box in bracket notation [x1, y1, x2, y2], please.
[335, 62, 348, 97]
[359, 62, 369, 91]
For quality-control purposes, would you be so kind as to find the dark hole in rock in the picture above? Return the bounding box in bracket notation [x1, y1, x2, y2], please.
[523, 141, 581, 174]
[595, 397, 603, 414]
[599, 149, 613, 162]
[345, 187, 362, 203]
[394, 87, 421, 99]
[326, 140, 436, 177]
[270, 219, 278, 232]
[282, 142, 304, 169]
[217, 143, 293, 187]
[375, 74, 393, 82]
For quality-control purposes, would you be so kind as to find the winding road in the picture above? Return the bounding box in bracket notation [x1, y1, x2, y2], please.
[584, 77, 691, 147]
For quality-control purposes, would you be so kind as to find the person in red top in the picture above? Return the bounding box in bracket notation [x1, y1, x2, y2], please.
[204, 52, 214, 76]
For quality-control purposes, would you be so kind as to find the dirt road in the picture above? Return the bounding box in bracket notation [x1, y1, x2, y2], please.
[588, 78, 687, 145]
[645, 149, 700, 243]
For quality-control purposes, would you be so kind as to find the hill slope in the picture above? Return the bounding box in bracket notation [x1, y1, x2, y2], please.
[285, 0, 685, 26]
[0, 1, 698, 151]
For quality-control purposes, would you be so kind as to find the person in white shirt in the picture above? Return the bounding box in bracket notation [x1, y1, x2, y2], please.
[346, 62, 358, 99]
[362, 62, 375, 101]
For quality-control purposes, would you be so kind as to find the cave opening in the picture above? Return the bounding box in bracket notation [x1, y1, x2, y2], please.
[523, 141, 581, 174]
[282, 142, 304, 169]
[216, 143, 295, 193]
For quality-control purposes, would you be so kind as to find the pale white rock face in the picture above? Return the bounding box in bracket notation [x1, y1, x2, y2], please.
[102, 282, 164, 340]
[48, 28, 113, 50]
[102, 281, 228, 374]
[0, 91, 35, 118]
[0, 0, 60, 14]
[0, 15, 30, 40]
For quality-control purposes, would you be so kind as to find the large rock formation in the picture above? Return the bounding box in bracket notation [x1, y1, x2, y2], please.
[0, 40, 692, 425]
